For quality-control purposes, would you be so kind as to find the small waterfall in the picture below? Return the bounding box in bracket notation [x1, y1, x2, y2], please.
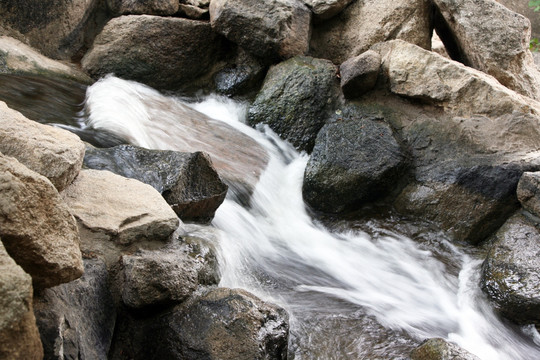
[84, 76, 540, 359]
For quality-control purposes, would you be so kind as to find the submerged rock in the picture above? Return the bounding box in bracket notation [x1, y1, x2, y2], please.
[410, 338, 480, 360]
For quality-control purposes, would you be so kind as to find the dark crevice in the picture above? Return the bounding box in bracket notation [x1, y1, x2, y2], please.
[431, 1, 470, 66]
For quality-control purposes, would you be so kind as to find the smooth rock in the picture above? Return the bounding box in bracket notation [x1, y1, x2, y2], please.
[302, 0, 354, 20]
[0, 101, 85, 192]
[0, 240, 43, 360]
[410, 338, 480, 360]
[433, 0, 540, 99]
[0, 154, 84, 289]
[107, 0, 179, 16]
[517, 172, 540, 217]
[33, 258, 116, 360]
[340, 50, 381, 99]
[210, 0, 311, 61]
[61, 169, 179, 246]
[310, 0, 431, 64]
[248, 56, 340, 152]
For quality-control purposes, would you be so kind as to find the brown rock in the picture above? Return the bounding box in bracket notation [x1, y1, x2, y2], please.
[340, 50, 381, 99]
[107, 0, 179, 16]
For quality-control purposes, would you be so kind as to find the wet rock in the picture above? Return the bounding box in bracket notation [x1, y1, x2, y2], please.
[310, 0, 431, 64]
[0, 154, 83, 289]
[410, 338, 480, 360]
[81, 15, 226, 93]
[33, 258, 116, 360]
[83, 145, 227, 223]
[0, 101, 85, 192]
[481, 213, 540, 324]
[214, 48, 266, 96]
[302, 0, 354, 20]
[303, 109, 408, 213]
[517, 172, 540, 217]
[210, 0, 311, 61]
[339, 50, 381, 99]
[433, 0, 540, 99]
[0, 240, 43, 360]
[248, 56, 339, 152]
[107, 0, 179, 16]
[61, 169, 179, 246]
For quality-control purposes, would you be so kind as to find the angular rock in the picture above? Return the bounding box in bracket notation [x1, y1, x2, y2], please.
[496, 0, 540, 39]
[107, 0, 179, 16]
[302, 0, 354, 20]
[310, 0, 431, 64]
[61, 169, 179, 246]
[210, 0, 311, 61]
[303, 109, 408, 213]
[340, 50, 381, 99]
[411, 338, 480, 360]
[481, 213, 540, 324]
[517, 171, 540, 217]
[121, 237, 220, 309]
[84, 145, 228, 223]
[178, 4, 209, 20]
[0, 154, 83, 289]
[214, 48, 266, 96]
[0, 101, 85, 192]
[0, 240, 43, 360]
[433, 0, 540, 99]
[82, 15, 226, 93]
[33, 258, 116, 360]
[248, 56, 340, 152]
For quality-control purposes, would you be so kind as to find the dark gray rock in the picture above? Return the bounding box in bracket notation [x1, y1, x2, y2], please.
[340, 50, 381, 99]
[481, 213, 540, 324]
[214, 49, 266, 97]
[84, 145, 227, 223]
[303, 107, 408, 213]
[33, 258, 116, 360]
[517, 171, 540, 218]
[248, 56, 340, 152]
[410, 338, 480, 360]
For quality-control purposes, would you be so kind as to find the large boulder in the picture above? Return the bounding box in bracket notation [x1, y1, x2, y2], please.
[81, 15, 226, 93]
[107, 0, 179, 16]
[301, 0, 354, 20]
[481, 213, 540, 324]
[33, 258, 116, 360]
[210, 0, 311, 61]
[0, 154, 84, 289]
[61, 169, 179, 247]
[517, 171, 540, 217]
[0, 240, 43, 360]
[433, 0, 540, 100]
[309, 0, 431, 64]
[410, 338, 480, 360]
[248, 56, 340, 152]
[0, 101, 85, 192]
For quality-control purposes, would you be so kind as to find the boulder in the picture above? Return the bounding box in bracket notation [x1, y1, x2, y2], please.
[302, 0, 354, 20]
[107, 0, 179, 16]
[81, 15, 226, 93]
[210, 0, 311, 61]
[303, 109, 408, 213]
[0, 101, 85, 192]
[339, 50, 381, 99]
[517, 172, 540, 217]
[309, 0, 431, 64]
[110, 288, 289, 360]
[410, 338, 480, 360]
[120, 237, 220, 309]
[83, 145, 228, 223]
[33, 258, 116, 360]
[481, 213, 540, 324]
[213, 48, 266, 96]
[0, 240, 43, 360]
[61, 169, 180, 247]
[496, 0, 540, 39]
[0, 154, 84, 289]
[248, 56, 340, 152]
[433, 0, 540, 99]
[0, 0, 108, 60]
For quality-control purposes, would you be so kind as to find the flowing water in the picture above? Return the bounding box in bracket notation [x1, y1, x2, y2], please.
[4, 74, 540, 359]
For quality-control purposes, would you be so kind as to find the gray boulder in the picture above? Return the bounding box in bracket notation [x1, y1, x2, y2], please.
[517, 171, 540, 217]
[302, 0, 354, 20]
[339, 50, 381, 99]
[213, 48, 266, 96]
[496, 0, 540, 39]
[248, 56, 340, 152]
[107, 0, 179, 16]
[410, 338, 480, 360]
[33, 258, 116, 360]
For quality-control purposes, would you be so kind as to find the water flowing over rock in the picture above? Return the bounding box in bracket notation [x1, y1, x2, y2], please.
[210, 0, 311, 61]
[410, 338, 481, 360]
[0, 101, 85, 192]
[248, 56, 340, 153]
[310, 0, 431, 64]
[0, 154, 84, 289]
[81, 15, 225, 93]
[432, 0, 540, 100]
[33, 258, 116, 360]
[301, 0, 354, 20]
[83, 145, 228, 223]
[517, 172, 540, 217]
[0, 240, 43, 360]
[339, 50, 381, 99]
[107, 0, 179, 16]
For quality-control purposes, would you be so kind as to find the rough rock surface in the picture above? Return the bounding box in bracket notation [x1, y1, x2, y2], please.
[433, 0, 540, 99]
[33, 258, 116, 360]
[517, 172, 540, 217]
[0, 240, 43, 360]
[340, 50, 381, 99]
[0, 101, 85, 192]
[496, 0, 540, 39]
[61, 169, 179, 246]
[481, 213, 540, 324]
[410, 338, 480, 360]
[302, 0, 354, 20]
[303, 110, 408, 213]
[0, 154, 84, 289]
[310, 0, 431, 64]
[82, 15, 225, 92]
[83, 145, 228, 223]
[248, 56, 339, 152]
[210, 0, 311, 61]
[107, 0, 179, 15]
